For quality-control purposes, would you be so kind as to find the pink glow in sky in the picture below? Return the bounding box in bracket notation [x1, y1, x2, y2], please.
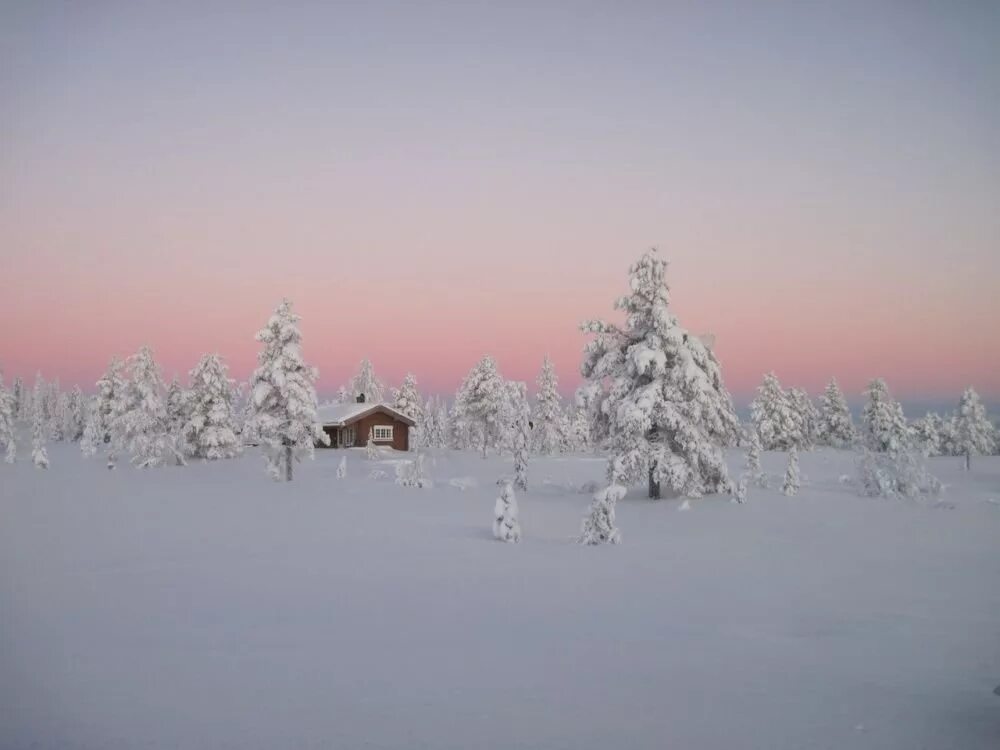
[1, 3, 998, 404]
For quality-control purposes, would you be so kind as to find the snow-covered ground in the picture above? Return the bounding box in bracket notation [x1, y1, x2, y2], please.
[2, 445, 999, 749]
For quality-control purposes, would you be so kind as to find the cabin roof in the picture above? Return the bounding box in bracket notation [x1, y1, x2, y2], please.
[316, 402, 416, 427]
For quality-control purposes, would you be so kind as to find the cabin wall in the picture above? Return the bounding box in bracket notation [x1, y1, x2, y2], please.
[353, 413, 409, 451]
[319, 414, 410, 450]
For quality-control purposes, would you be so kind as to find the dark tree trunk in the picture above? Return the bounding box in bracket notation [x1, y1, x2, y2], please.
[965, 451, 971, 471]
[648, 464, 661, 499]
[285, 444, 293, 481]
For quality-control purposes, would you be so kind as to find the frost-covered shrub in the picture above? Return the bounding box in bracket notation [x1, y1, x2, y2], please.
[336, 455, 347, 479]
[732, 474, 748, 504]
[856, 447, 942, 501]
[580, 484, 624, 545]
[493, 481, 521, 543]
[366, 430, 379, 460]
[396, 454, 432, 488]
[781, 447, 800, 496]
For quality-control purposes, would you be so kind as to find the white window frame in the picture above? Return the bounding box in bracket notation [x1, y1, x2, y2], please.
[373, 425, 393, 442]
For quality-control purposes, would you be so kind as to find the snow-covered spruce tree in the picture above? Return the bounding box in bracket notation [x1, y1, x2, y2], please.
[496, 380, 524, 455]
[454, 355, 508, 458]
[911, 412, 944, 457]
[183, 353, 240, 460]
[732, 474, 748, 504]
[365, 429, 379, 460]
[954, 387, 996, 470]
[575, 382, 609, 451]
[115, 346, 185, 468]
[31, 375, 49, 468]
[62, 386, 86, 442]
[51, 391, 69, 441]
[448, 404, 470, 450]
[44, 377, 61, 439]
[938, 415, 959, 457]
[789, 388, 819, 449]
[855, 392, 941, 501]
[750, 373, 803, 451]
[580, 483, 624, 545]
[580, 249, 741, 499]
[817, 378, 856, 447]
[230, 381, 248, 441]
[534, 355, 564, 455]
[81, 357, 126, 460]
[744, 428, 767, 488]
[563, 402, 592, 453]
[781, 447, 800, 496]
[435, 399, 451, 448]
[860, 379, 910, 454]
[493, 481, 521, 543]
[392, 373, 423, 422]
[349, 358, 385, 404]
[396, 453, 431, 488]
[166, 377, 191, 436]
[392, 372, 423, 449]
[11, 377, 24, 422]
[246, 299, 329, 480]
[0, 375, 16, 463]
[31, 371, 45, 419]
[510, 382, 530, 491]
[420, 396, 445, 449]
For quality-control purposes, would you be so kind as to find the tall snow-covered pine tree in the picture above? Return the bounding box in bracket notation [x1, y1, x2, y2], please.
[534, 355, 564, 455]
[454, 355, 508, 458]
[579, 249, 740, 499]
[750, 373, 803, 451]
[349, 358, 385, 404]
[953, 387, 995, 470]
[184, 354, 240, 460]
[817, 378, 856, 447]
[246, 299, 329, 480]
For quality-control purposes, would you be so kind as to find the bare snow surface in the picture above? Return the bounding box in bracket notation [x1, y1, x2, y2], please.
[2, 446, 999, 749]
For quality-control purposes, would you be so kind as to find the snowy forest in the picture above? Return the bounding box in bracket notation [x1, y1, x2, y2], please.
[1, 249, 996, 544]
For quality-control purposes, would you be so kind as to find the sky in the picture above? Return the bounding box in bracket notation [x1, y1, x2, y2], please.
[1, 1, 998, 406]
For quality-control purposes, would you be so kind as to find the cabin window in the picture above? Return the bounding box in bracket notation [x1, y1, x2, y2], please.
[373, 425, 393, 442]
[344, 426, 356, 447]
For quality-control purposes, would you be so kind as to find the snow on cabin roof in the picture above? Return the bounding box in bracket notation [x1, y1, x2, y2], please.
[316, 402, 415, 427]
